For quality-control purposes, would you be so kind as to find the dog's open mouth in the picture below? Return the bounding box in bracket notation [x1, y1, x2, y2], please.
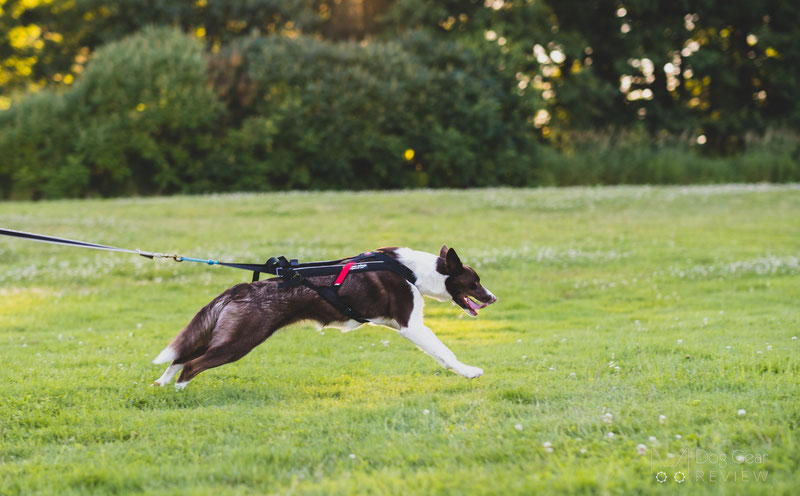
[463, 296, 489, 316]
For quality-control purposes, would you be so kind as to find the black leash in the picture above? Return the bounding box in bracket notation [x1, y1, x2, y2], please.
[0, 228, 417, 322]
[0, 227, 259, 268]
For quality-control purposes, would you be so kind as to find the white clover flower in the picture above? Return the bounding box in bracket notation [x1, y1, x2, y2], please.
[514, 424, 523, 431]
[677, 339, 683, 344]
[543, 441, 553, 453]
[349, 453, 357, 459]
[637, 444, 647, 455]
[607, 432, 616, 439]
[649, 436, 657, 442]
[423, 409, 430, 415]
[675, 434, 682, 439]
[603, 412, 614, 424]
[659, 414, 667, 424]
[737, 409, 746, 416]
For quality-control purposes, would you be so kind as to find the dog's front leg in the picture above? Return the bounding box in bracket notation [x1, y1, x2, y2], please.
[399, 325, 484, 378]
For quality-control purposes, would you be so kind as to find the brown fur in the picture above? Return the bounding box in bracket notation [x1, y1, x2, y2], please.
[167, 267, 413, 384]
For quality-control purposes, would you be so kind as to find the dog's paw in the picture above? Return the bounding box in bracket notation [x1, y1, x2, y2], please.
[457, 365, 484, 379]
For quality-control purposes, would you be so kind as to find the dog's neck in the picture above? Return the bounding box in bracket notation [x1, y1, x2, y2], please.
[392, 247, 451, 301]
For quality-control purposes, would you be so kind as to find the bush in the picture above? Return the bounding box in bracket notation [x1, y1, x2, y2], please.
[70, 26, 222, 196]
[0, 91, 84, 199]
[0, 27, 221, 199]
[209, 32, 537, 190]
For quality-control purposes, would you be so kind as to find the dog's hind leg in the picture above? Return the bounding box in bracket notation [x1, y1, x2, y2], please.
[153, 363, 183, 386]
[174, 344, 253, 390]
[173, 309, 278, 390]
[152, 346, 207, 386]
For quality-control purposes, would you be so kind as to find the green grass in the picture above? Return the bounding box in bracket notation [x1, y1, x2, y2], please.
[1, 185, 799, 495]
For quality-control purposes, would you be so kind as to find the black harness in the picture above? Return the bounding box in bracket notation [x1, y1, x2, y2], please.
[256, 251, 417, 323]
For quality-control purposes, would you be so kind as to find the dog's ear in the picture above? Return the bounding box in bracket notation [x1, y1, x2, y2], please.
[445, 247, 464, 275]
[439, 244, 449, 259]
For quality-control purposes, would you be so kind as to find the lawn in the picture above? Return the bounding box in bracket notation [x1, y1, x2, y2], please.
[1, 185, 799, 495]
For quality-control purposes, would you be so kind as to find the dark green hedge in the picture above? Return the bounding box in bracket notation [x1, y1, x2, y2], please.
[1, 27, 798, 199]
[0, 28, 535, 199]
[205, 31, 536, 191]
[1, 27, 221, 199]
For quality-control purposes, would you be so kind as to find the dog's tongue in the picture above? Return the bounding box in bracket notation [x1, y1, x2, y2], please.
[466, 297, 486, 311]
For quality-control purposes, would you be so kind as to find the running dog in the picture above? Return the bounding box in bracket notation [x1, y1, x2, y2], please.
[152, 245, 496, 389]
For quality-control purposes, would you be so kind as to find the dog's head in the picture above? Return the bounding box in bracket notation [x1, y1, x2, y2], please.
[437, 244, 497, 317]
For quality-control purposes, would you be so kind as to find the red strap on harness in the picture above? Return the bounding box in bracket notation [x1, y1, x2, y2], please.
[334, 262, 355, 286]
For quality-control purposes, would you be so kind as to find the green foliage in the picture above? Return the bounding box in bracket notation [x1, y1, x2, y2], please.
[0, 91, 84, 199]
[68, 26, 222, 196]
[3, 5, 800, 199]
[1, 187, 799, 493]
[535, 128, 800, 185]
[0, 0, 327, 96]
[383, 0, 800, 152]
[210, 32, 535, 189]
[0, 27, 221, 198]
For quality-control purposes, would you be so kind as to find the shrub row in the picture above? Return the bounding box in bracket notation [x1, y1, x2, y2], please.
[1, 27, 221, 198]
[1, 28, 798, 199]
[0, 28, 535, 199]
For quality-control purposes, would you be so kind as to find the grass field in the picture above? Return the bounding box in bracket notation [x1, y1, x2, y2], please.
[1, 185, 799, 495]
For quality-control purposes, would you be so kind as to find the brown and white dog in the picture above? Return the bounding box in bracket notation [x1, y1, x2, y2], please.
[152, 245, 496, 389]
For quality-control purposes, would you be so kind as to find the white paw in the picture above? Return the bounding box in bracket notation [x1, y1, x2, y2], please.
[457, 365, 484, 379]
[174, 381, 188, 391]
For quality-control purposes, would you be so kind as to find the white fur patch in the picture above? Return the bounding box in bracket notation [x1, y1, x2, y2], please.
[394, 248, 450, 301]
[152, 345, 177, 364]
[154, 364, 183, 386]
[367, 317, 400, 330]
[323, 320, 364, 332]
[174, 381, 188, 391]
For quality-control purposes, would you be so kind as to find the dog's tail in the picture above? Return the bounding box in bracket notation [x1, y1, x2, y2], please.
[152, 296, 227, 364]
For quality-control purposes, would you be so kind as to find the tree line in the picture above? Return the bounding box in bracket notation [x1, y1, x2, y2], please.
[1, 0, 798, 198]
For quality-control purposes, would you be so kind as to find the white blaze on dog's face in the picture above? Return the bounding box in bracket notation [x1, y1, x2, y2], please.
[437, 245, 497, 317]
